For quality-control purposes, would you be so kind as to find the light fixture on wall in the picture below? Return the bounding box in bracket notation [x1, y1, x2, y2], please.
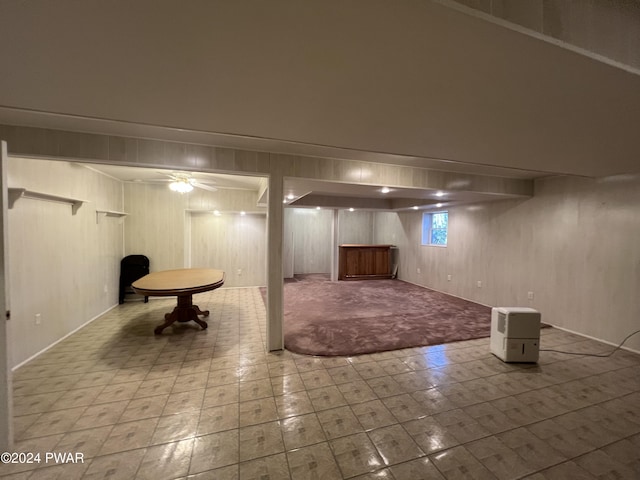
[168, 176, 195, 193]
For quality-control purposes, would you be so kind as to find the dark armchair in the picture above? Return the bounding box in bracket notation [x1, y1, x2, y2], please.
[119, 255, 150, 304]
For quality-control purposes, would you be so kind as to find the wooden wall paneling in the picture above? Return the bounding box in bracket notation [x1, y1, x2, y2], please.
[389, 175, 640, 352]
[338, 210, 374, 245]
[283, 209, 294, 278]
[124, 183, 187, 272]
[125, 182, 268, 288]
[287, 208, 332, 274]
[190, 212, 266, 288]
[7, 157, 124, 367]
[266, 165, 284, 351]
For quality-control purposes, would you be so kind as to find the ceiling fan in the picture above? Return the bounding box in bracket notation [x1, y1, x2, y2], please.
[140, 171, 218, 193]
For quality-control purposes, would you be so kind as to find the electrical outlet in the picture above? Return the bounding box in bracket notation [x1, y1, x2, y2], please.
[35, 313, 41, 325]
[528, 291, 534, 300]
[477, 281, 482, 288]
[447, 275, 452, 281]
[417, 268, 421, 274]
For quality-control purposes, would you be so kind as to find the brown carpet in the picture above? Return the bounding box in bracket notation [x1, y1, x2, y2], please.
[262, 274, 493, 356]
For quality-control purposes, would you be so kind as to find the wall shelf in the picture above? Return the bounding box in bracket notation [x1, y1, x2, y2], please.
[8, 188, 87, 215]
[96, 209, 128, 224]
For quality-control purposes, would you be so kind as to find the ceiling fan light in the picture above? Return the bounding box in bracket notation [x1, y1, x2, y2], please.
[169, 180, 194, 193]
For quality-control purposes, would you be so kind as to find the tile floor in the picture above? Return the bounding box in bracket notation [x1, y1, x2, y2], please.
[2, 287, 640, 479]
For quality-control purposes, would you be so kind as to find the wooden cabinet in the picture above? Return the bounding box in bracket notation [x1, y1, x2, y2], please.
[339, 244, 395, 280]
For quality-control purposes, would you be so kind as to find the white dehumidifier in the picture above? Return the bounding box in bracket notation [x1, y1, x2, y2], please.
[490, 307, 541, 363]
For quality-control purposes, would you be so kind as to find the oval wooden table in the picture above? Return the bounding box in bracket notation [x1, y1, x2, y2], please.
[132, 268, 225, 334]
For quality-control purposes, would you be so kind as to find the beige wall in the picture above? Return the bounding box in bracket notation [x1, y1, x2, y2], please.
[6, 161, 267, 367]
[376, 174, 640, 352]
[7, 150, 640, 365]
[284, 208, 380, 276]
[123, 183, 188, 272]
[124, 182, 267, 287]
[190, 212, 266, 287]
[338, 210, 375, 246]
[7, 158, 124, 367]
[284, 208, 333, 275]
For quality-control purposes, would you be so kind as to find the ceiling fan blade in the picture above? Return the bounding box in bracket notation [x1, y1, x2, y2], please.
[193, 182, 218, 192]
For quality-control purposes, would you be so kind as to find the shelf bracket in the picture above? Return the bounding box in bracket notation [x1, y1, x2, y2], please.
[95, 210, 128, 224]
[8, 187, 87, 215]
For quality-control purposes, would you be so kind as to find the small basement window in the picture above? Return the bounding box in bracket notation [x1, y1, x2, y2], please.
[422, 211, 448, 246]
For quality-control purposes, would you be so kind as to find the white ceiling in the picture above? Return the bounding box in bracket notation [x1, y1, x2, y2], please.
[1, 1, 639, 180]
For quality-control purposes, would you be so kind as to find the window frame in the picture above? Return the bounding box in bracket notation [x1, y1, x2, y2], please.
[421, 211, 448, 247]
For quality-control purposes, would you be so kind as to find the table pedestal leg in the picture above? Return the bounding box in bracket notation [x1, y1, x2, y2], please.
[154, 295, 210, 334]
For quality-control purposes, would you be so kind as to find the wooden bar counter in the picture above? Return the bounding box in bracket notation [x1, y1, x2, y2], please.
[338, 244, 395, 280]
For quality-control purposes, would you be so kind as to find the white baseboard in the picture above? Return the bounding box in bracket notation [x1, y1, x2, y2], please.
[400, 278, 494, 308]
[400, 278, 640, 356]
[543, 323, 640, 356]
[12, 303, 120, 372]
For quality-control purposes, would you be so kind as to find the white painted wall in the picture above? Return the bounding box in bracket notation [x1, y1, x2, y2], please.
[374, 175, 640, 352]
[7, 158, 124, 367]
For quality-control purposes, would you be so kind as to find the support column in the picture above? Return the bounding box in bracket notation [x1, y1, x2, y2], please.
[330, 209, 340, 281]
[266, 168, 284, 351]
[0, 141, 12, 450]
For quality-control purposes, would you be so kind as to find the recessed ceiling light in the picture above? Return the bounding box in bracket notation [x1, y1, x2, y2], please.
[435, 191, 445, 197]
[436, 203, 443, 208]
[349, 208, 355, 212]
[380, 187, 390, 194]
[412, 206, 419, 210]
[287, 194, 295, 200]
[213, 210, 221, 216]
[240, 211, 246, 216]
[282, 199, 287, 204]
[316, 206, 321, 210]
